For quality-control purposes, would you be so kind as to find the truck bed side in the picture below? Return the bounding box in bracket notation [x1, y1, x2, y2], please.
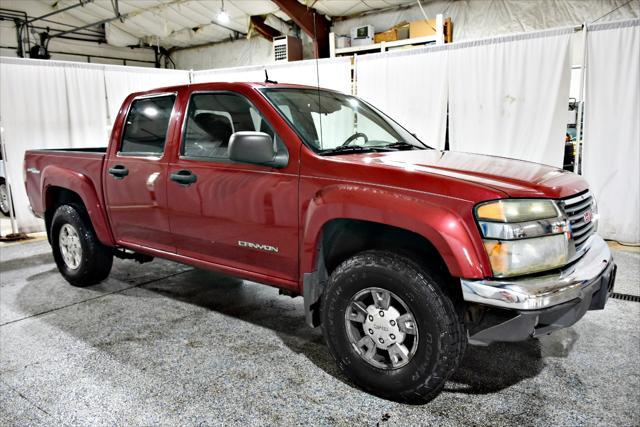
[24, 148, 115, 245]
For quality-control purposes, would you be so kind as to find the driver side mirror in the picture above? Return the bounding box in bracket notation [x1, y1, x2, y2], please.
[228, 131, 288, 168]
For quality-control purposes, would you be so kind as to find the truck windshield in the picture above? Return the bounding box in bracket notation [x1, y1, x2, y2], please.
[261, 88, 430, 155]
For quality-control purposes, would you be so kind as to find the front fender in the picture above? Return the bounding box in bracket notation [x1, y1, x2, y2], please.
[301, 183, 491, 280]
[41, 165, 115, 246]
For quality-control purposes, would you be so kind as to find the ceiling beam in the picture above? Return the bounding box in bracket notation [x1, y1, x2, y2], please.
[25, 0, 94, 25]
[270, 0, 330, 58]
[249, 15, 282, 42]
[45, 0, 191, 44]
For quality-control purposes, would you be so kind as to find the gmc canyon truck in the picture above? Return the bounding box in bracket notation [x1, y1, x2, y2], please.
[24, 82, 616, 403]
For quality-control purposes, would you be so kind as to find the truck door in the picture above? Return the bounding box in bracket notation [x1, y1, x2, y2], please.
[166, 90, 298, 281]
[104, 93, 177, 252]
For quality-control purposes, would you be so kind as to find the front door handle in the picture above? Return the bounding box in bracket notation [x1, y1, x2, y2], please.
[108, 164, 129, 179]
[170, 169, 197, 186]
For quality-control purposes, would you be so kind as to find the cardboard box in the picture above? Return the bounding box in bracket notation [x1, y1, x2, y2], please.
[374, 29, 397, 43]
[445, 19, 453, 43]
[374, 23, 410, 44]
[409, 17, 453, 42]
[409, 19, 437, 38]
[397, 24, 410, 40]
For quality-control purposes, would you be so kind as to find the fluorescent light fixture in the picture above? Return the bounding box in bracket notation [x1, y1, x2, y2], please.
[217, 10, 230, 23]
[217, 0, 230, 23]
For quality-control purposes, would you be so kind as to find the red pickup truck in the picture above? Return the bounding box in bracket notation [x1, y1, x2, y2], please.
[24, 82, 616, 402]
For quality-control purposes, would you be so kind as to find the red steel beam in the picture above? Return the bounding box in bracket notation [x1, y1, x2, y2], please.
[270, 0, 330, 58]
[250, 16, 282, 42]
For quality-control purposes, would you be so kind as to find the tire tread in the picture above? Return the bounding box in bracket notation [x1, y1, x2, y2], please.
[51, 204, 113, 286]
[322, 250, 466, 403]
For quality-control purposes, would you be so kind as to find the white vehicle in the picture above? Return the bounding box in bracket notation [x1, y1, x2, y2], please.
[0, 145, 11, 216]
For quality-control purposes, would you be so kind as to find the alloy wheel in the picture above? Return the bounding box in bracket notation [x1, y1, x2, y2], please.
[344, 287, 419, 369]
[59, 223, 82, 270]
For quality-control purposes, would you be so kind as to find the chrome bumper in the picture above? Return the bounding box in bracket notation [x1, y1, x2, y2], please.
[461, 235, 613, 310]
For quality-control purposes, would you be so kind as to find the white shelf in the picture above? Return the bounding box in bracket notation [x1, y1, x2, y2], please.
[330, 14, 445, 58]
[334, 34, 440, 56]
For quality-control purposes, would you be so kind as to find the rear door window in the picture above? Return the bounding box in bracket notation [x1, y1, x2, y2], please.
[120, 94, 176, 156]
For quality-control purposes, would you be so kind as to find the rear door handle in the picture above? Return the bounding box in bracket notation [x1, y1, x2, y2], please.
[170, 169, 197, 186]
[108, 164, 129, 179]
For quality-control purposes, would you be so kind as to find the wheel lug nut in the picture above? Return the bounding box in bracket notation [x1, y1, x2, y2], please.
[368, 315, 374, 321]
[390, 320, 396, 326]
[368, 329, 373, 335]
[379, 311, 384, 317]
[379, 338, 384, 344]
[390, 334, 396, 340]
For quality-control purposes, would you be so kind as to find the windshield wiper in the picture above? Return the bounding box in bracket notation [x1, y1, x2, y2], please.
[319, 145, 395, 156]
[381, 141, 426, 150]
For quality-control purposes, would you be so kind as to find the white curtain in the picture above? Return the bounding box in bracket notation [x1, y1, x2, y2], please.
[103, 66, 189, 125]
[1, 59, 73, 233]
[0, 58, 189, 233]
[63, 63, 110, 145]
[583, 19, 640, 244]
[448, 28, 573, 167]
[193, 57, 353, 94]
[356, 47, 449, 149]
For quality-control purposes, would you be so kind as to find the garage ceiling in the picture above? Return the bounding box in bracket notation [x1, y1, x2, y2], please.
[46, 0, 415, 48]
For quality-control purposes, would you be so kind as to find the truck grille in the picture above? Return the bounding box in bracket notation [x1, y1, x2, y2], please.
[561, 191, 596, 254]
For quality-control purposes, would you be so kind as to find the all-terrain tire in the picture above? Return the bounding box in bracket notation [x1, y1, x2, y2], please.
[51, 204, 113, 286]
[321, 250, 466, 403]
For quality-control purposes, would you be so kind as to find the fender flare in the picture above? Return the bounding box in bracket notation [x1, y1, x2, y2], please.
[41, 165, 115, 246]
[302, 184, 489, 278]
[300, 184, 490, 327]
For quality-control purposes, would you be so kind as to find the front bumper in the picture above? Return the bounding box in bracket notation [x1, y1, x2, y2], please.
[461, 235, 616, 345]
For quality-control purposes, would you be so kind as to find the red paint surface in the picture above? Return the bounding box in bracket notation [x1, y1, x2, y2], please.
[24, 82, 589, 292]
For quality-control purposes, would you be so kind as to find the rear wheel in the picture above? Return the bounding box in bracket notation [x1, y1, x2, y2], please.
[51, 204, 113, 286]
[321, 250, 466, 403]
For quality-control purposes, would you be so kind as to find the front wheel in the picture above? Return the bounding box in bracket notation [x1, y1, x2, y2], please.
[0, 180, 10, 216]
[51, 204, 113, 286]
[321, 250, 466, 403]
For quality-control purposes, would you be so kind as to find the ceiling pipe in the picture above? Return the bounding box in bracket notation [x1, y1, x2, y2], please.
[47, 14, 121, 41]
[24, 0, 94, 25]
[46, 0, 192, 44]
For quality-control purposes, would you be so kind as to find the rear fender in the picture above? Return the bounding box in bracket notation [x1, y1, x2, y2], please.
[41, 165, 115, 246]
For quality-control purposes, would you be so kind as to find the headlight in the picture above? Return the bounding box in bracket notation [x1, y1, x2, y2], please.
[475, 199, 572, 277]
[483, 235, 570, 277]
[476, 199, 559, 222]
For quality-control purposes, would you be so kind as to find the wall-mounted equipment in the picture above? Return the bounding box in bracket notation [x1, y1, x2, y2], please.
[273, 35, 302, 62]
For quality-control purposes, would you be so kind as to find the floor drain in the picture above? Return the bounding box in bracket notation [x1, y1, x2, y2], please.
[610, 292, 640, 302]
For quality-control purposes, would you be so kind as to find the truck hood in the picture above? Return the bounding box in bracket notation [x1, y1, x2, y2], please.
[341, 149, 589, 199]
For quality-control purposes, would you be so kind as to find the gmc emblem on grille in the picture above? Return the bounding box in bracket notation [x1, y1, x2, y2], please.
[583, 210, 593, 224]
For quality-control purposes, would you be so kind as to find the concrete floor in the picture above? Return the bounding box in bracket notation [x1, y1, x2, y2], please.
[1, 239, 639, 426]
[0, 217, 16, 237]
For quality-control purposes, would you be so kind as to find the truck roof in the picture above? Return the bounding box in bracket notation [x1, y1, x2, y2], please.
[130, 81, 328, 98]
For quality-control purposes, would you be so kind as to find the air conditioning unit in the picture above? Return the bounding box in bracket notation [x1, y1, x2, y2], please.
[273, 35, 302, 63]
